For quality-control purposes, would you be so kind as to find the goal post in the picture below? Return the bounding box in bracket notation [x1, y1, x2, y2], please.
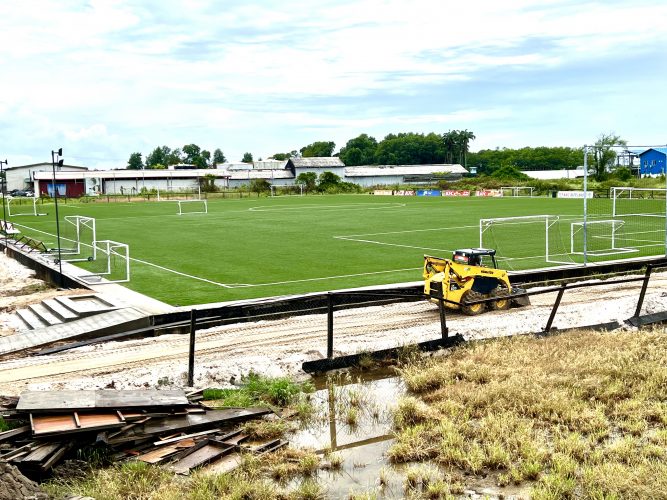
[480, 215, 574, 269]
[7, 197, 47, 217]
[270, 184, 304, 197]
[177, 199, 208, 215]
[53, 215, 97, 262]
[157, 186, 201, 201]
[570, 220, 637, 256]
[500, 186, 535, 197]
[79, 240, 130, 284]
[611, 187, 667, 217]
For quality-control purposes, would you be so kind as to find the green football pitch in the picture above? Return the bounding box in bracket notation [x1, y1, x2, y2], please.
[5, 194, 666, 306]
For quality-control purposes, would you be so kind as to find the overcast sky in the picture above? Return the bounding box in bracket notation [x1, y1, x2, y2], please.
[2, 0, 666, 169]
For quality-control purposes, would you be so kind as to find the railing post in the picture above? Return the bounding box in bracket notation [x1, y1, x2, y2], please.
[438, 287, 449, 338]
[327, 293, 334, 359]
[544, 284, 567, 334]
[633, 265, 653, 319]
[188, 309, 196, 386]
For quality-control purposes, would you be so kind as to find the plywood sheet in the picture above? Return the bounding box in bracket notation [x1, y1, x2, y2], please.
[17, 389, 188, 413]
[170, 443, 232, 475]
[32, 412, 125, 436]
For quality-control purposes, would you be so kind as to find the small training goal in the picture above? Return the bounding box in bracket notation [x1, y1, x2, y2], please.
[270, 185, 304, 197]
[157, 186, 202, 201]
[480, 215, 573, 269]
[6, 197, 47, 217]
[611, 187, 666, 218]
[53, 216, 97, 262]
[79, 240, 130, 284]
[500, 186, 535, 197]
[570, 220, 637, 256]
[177, 199, 208, 215]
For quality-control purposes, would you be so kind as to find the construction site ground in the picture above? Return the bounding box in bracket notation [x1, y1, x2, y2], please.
[1, 252, 666, 397]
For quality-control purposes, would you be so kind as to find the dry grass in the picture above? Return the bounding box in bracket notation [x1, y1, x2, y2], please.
[389, 327, 667, 498]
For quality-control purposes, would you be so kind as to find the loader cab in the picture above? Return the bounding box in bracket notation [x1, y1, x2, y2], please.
[452, 248, 498, 269]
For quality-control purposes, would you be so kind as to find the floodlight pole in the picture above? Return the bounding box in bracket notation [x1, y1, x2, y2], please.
[51, 148, 64, 288]
[583, 145, 588, 266]
[0, 159, 7, 251]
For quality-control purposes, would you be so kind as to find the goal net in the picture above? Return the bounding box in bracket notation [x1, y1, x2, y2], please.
[177, 199, 208, 215]
[570, 220, 637, 256]
[270, 185, 304, 197]
[79, 240, 130, 284]
[611, 187, 666, 217]
[501, 186, 534, 197]
[7, 197, 47, 217]
[53, 216, 97, 262]
[480, 215, 574, 269]
[157, 186, 201, 201]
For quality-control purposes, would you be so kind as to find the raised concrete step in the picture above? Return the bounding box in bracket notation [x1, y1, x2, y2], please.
[54, 295, 119, 317]
[15, 309, 47, 331]
[42, 298, 80, 322]
[28, 303, 63, 327]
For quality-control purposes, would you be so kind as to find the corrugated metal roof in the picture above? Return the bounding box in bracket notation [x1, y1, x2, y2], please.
[345, 164, 467, 176]
[289, 157, 345, 168]
[34, 169, 230, 180]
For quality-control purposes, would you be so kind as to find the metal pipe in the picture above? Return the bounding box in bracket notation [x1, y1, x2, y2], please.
[51, 150, 64, 288]
[327, 293, 334, 359]
[188, 308, 197, 386]
[543, 284, 567, 333]
[438, 286, 448, 338]
[1, 159, 7, 251]
[633, 265, 653, 319]
[583, 145, 588, 266]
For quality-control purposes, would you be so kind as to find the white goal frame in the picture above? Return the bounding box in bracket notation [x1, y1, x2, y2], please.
[79, 240, 130, 284]
[501, 186, 534, 197]
[611, 187, 667, 217]
[177, 199, 208, 215]
[56, 215, 97, 262]
[270, 184, 304, 197]
[7, 197, 47, 217]
[570, 220, 637, 256]
[157, 186, 202, 201]
[480, 214, 571, 265]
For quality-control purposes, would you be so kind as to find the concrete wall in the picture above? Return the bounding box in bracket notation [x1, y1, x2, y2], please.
[100, 177, 201, 195]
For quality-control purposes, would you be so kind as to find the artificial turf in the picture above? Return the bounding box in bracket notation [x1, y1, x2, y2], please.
[5, 194, 664, 306]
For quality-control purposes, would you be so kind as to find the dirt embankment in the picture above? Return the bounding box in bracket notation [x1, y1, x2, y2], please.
[0, 252, 665, 396]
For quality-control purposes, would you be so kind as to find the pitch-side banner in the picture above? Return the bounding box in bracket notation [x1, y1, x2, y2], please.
[373, 190, 394, 196]
[442, 190, 470, 197]
[557, 191, 593, 199]
[394, 190, 415, 196]
[416, 189, 441, 196]
[475, 189, 503, 197]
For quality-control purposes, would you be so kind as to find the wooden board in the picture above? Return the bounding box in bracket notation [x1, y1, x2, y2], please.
[32, 412, 129, 436]
[17, 389, 189, 413]
[202, 452, 243, 475]
[136, 443, 181, 464]
[169, 442, 232, 475]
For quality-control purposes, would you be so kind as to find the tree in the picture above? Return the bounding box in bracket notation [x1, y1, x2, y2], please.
[295, 172, 317, 192]
[300, 141, 335, 157]
[249, 179, 270, 193]
[182, 144, 202, 165]
[198, 174, 218, 193]
[242, 152, 253, 163]
[270, 153, 291, 161]
[213, 148, 226, 165]
[490, 165, 530, 181]
[317, 171, 341, 191]
[375, 132, 446, 165]
[591, 133, 626, 181]
[338, 134, 378, 166]
[167, 148, 182, 165]
[442, 130, 475, 165]
[127, 152, 144, 170]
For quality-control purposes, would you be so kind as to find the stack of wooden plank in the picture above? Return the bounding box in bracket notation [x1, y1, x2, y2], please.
[0, 389, 284, 477]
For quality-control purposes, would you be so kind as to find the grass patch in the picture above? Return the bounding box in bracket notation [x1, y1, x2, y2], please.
[390, 328, 667, 497]
[203, 372, 314, 408]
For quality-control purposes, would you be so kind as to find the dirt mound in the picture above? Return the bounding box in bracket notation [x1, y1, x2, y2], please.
[0, 461, 47, 500]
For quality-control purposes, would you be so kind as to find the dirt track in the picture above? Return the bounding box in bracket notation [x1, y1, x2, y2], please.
[0, 253, 666, 395]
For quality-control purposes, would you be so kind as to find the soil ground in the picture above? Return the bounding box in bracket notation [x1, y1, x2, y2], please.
[0, 252, 665, 396]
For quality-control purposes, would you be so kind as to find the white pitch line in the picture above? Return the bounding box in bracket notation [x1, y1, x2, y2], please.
[335, 236, 453, 254]
[335, 223, 479, 238]
[248, 202, 406, 212]
[227, 267, 422, 288]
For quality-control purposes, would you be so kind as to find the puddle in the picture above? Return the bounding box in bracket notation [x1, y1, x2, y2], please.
[290, 368, 534, 499]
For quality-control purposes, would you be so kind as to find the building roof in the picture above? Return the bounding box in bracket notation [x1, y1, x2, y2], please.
[639, 147, 667, 156]
[345, 164, 467, 176]
[6, 163, 87, 171]
[288, 157, 345, 168]
[33, 169, 230, 180]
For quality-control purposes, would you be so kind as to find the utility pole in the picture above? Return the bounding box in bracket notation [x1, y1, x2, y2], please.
[0, 159, 7, 251]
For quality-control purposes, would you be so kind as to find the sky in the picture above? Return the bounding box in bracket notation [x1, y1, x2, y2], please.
[1, 0, 667, 169]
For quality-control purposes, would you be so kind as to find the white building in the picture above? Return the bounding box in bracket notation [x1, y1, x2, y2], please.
[4, 163, 87, 192]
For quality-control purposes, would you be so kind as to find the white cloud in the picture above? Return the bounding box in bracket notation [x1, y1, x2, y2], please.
[1, 0, 666, 165]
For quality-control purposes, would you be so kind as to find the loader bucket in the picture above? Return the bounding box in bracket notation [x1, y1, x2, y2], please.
[511, 288, 531, 307]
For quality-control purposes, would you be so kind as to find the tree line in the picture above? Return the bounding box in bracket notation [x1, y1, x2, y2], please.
[126, 132, 626, 181]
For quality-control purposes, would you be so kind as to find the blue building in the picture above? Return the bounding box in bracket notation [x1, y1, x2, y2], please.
[639, 147, 667, 176]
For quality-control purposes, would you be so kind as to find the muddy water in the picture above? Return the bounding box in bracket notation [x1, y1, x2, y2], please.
[291, 369, 533, 499]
